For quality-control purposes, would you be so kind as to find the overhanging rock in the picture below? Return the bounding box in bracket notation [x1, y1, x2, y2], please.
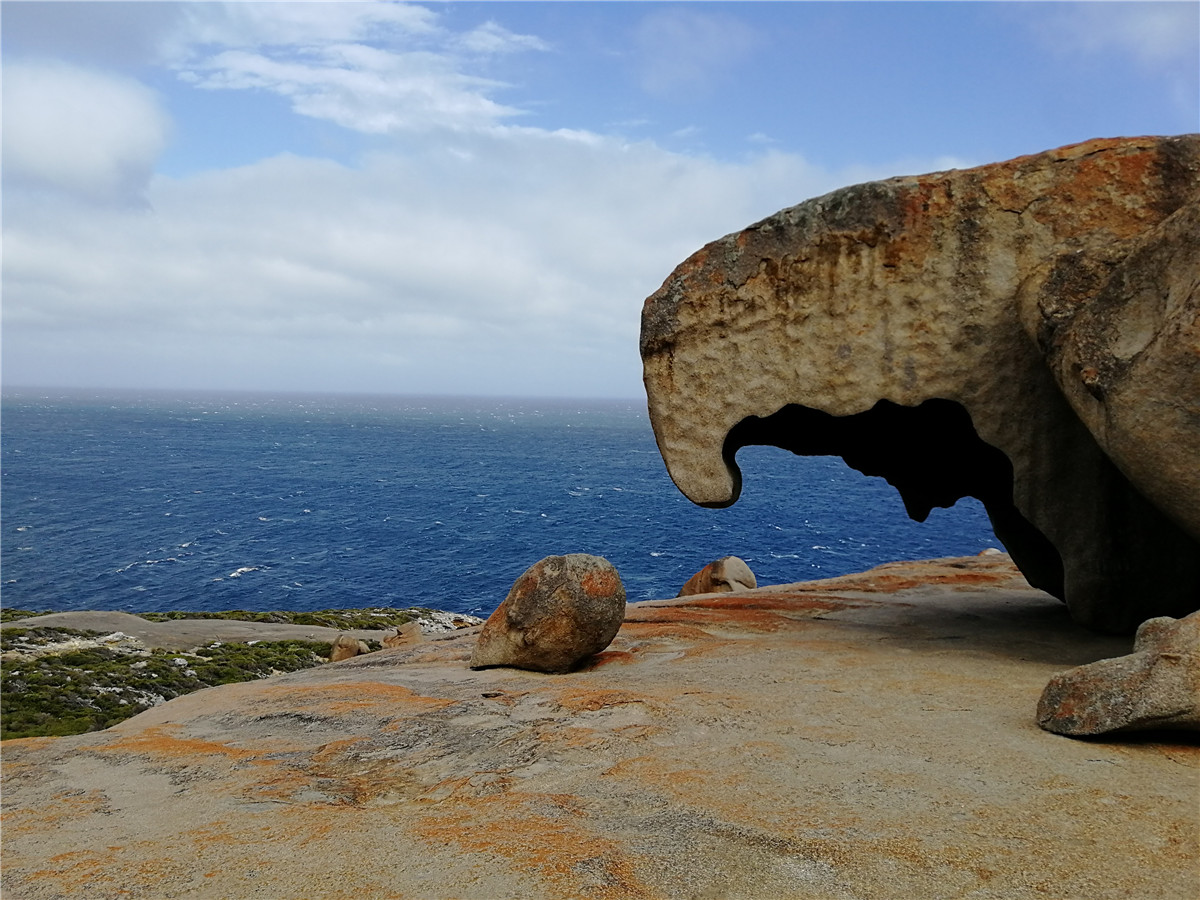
[640, 135, 1200, 633]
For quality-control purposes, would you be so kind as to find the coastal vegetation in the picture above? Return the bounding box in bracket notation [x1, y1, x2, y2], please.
[135, 606, 436, 630]
[1, 606, 479, 740]
[1, 624, 336, 740]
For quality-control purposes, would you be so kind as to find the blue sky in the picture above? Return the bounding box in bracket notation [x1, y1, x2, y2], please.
[3, 1, 1197, 398]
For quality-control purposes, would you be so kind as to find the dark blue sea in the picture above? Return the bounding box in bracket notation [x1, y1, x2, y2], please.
[1, 390, 998, 618]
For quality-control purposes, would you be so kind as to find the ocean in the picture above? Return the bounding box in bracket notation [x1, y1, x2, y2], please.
[1, 390, 998, 618]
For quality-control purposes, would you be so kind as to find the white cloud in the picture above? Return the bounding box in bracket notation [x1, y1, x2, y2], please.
[1049, 2, 1199, 66]
[455, 21, 551, 56]
[2, 125, 958, 397]
[2, 61, 171, 204]
[1030, 2, 1199, 123]
[166, 2, 546, 134]
[0, 3, 985, 398]
[634, 8, 759, 98]
[173, 2, 439, 51]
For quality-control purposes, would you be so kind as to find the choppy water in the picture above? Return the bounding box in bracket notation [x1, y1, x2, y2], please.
[1, 390, 998, 617]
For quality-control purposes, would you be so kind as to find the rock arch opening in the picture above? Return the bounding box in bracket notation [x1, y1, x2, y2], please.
[723, 399, 1066, 599]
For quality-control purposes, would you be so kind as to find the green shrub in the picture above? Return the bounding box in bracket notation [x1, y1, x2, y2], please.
[1, 640, 331, 741]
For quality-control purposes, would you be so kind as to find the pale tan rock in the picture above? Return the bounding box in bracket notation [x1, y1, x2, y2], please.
[640, 135, 1200, 632]
[677, 556, 757, 597]
[470, 554, 626, 673]
[1037, 610, 1200, 735]
[1031, 199, 1200, 541]
[383, 622, 424, 648]
[329, 633, 367, 662]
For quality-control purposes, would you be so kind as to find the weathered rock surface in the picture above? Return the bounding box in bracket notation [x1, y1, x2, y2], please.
[383, 621, 424, 648]
[1033, 197, 1200, 540]
[640, 135, 1200, 633]
[1038, 610, 1200, 735]
[329, 634, 371, 662]
[3, 556, 1196, 900]
[470, 554, 626, 673]
[677, 555, 757, 596]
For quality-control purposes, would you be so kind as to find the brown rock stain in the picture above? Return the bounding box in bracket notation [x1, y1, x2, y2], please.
[91, 725, 280, 763]
[580, 649, 636, 668]
[260, 680, 455, 716]
[554, 688, 647, 713]
[414, 792, 653, 898]
[616, 618, 717, 642]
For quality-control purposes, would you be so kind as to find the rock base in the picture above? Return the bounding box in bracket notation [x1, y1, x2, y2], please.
[2, 556, 1196, 900]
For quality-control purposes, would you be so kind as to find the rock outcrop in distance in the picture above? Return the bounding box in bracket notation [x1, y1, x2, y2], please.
[641, 135, 1200, 633]
[677, 555, 757, 597]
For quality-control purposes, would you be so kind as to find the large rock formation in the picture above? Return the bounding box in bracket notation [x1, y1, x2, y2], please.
[640, 135, 1200, 633]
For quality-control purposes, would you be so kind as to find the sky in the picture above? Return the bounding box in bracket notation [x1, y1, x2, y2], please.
[3, 1, 1197, 400]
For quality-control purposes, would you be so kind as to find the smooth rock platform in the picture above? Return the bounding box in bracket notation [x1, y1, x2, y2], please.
[2, 555, 1196, 899]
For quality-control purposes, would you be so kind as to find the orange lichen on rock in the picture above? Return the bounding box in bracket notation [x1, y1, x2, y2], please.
[414, 792, 653, 899]
[90, 725, 279, 764]
[553, 688, 648, 713]
[259, 681, 457, 716]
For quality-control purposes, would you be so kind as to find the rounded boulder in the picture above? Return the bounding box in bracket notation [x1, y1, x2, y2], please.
[470, 554, 626, 673]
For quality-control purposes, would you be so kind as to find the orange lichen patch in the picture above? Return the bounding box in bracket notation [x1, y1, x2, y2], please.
[414, 792, 653, 899]
[676, 593, 847, 614]
[245, 751, 415, 809]
[0, 790, 109, 839]
[616, 618, 717, 642]
[554, 688, 648, 713]
[259, 681, 457, 716]
[311, 736, 369, 764]
[806, 569, 1014, 593]
[3, 789, 111, 839]
[537, 725, 606, 751]
[665, 605, 797, 633]
[0, 735, 59, 754]
[581, 568, 621, 597]
[26, 848, 193, 896]
[26, 851, 116, 891]
[580, 649, 636, 669]
[1039, 147, 1162, 239]
[90, 725, 280, 763]
[603, 756, 713, 790]
[613, 723, 661, 741]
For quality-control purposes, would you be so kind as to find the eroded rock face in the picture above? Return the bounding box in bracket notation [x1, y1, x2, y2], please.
[640, 135, 1200, 633]
[329, 634, 370, 662]
[383, 622, 424, 649]
[470, 554, 626, 673]
[677, 556, 757, 597]
[1037, 611, 1200, 735]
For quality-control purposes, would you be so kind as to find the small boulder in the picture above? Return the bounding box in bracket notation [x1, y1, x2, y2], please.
[470, 554, 626, 673]
[677, 556, 757, 597]
[383, 622, 423, 649]
[329, 634, 370, 662]
[1036, 610, 1200, 736]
